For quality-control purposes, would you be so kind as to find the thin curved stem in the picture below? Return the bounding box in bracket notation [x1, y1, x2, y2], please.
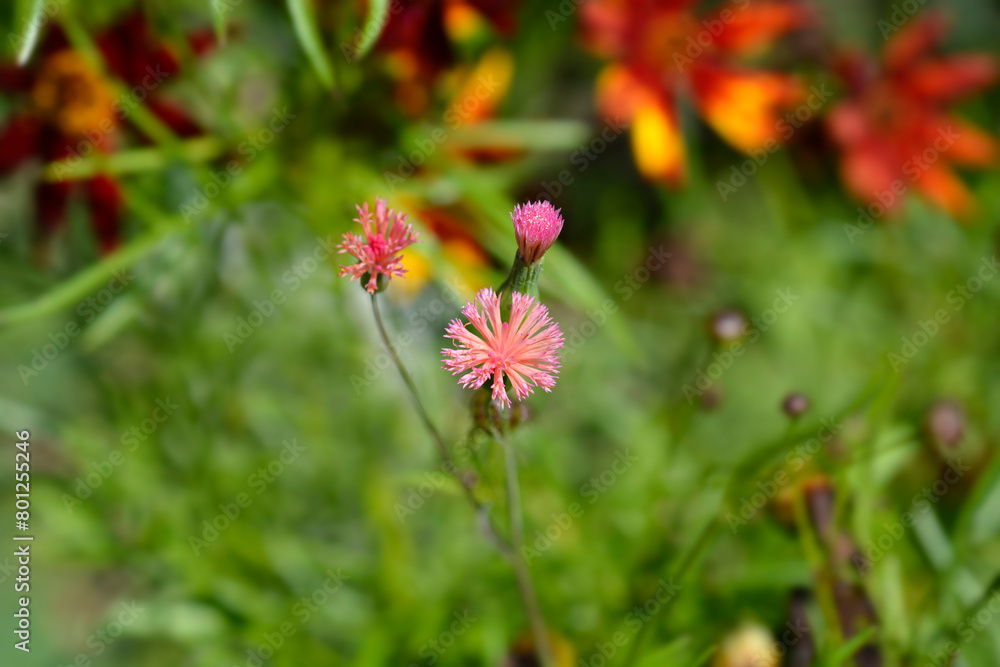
[499, 429, 555, 667]
[370, 294, 512, 557]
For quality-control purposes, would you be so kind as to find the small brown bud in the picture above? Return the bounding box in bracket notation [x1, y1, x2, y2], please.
[924, 400, 964, 448]
[782, 393, 811, 418]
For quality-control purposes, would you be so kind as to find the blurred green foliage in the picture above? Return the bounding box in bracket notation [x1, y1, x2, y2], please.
[1, 0, 1000, 666]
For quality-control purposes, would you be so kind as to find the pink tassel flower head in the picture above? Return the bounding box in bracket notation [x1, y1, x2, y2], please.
[443, 288, 564, 409]
[511, 200, 564, 265]
[338, 198, 418, 294]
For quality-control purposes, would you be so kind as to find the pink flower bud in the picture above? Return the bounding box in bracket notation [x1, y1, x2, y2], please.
[511, 201, 564, 265]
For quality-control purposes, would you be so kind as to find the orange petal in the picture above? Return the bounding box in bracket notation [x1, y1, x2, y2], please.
[915, 164, 976, 219]
[579, 0, 630, 57]
[944, 118, 998, 166]
[631, 101, 686, 187]
[883, 12, 946, 72]
[692, 65, 802, 151]
[905, 55, 997, 102]
[449, 47, 513, 125]
[595, 64, 661, 122]
[710, 2, 811, 55]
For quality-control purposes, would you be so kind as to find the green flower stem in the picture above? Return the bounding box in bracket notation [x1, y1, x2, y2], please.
[497, 252, 543, 318]
[369, 294, 512, 557]
[499, 429, 556, 667]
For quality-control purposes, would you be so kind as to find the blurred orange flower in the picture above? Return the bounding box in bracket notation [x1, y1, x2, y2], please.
[0, 12, 212, 254]
[580, 0, 809, 186]
[827, 13, 997, 219]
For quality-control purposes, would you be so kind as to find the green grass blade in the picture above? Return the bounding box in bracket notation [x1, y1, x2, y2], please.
[286, 0, 334, 89]
[14, 0, 46, 65]
[352, 0, 388, 61]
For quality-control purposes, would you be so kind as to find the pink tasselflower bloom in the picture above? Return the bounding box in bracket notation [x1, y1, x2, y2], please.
[443, 288, 564, 409]
[511, 201, 564, 265]
[338, 198, 419, 293]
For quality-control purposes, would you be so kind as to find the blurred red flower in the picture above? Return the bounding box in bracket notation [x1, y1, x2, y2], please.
[0, 12, 211, 254]
[377, 0, 516, 78]
[580, 0, 810, 186]
[827, 13, 997, 219]
[374, 0, 517, 116]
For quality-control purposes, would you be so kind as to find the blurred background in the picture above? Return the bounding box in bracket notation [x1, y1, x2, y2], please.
[1, 0, 999, 665]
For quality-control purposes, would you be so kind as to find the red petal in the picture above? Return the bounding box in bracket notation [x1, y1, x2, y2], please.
[826, 101, 869, 147]
[0, 63, 34, 92]
[580, 0, 630, 57]
[146, 97, 202, 138]
[838, 143, 902, 213]
[377, 1, 454, 77]
[904, 55, 997, 102]
[883, 12, 946, 72]
[97, 11, 180, 86]
[86, 175, 123, 253]
[0, 115, 43, 174]
[188, 27, 218, 56]
[35, 180, 72, 236]
[710, 2, 812, 55]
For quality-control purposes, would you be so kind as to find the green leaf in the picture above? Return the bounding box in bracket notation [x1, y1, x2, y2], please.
[450, 120, 592, 152]
[14, 0, 46, 65]
[827, 627, 876, 666]
[0, 232, 162, 327]
[633, 636, 694, 667]
[954, 452, 1000, 548]
[43, 137, 224, 181]
[286, 0, 335, 89]
[211, 0, 228, 45]
[352, 0, 389, 61]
